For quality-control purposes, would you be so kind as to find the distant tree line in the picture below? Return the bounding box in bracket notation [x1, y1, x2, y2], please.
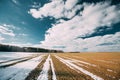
[0, 44, 63, 53]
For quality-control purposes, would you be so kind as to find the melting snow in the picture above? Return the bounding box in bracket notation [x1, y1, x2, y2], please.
[0, 52, 35, 62]
[37, 54, 57, 80]
[0, 57, 31, 67]
[0, 55, 44, 80]
[55, 55, 103, 80]
[97, 60, 115, 64]
[50, 57, 57, 80]
[107, 69, 113, 72]
[64, 57, 97, 67]
[37, 55, 50, 80]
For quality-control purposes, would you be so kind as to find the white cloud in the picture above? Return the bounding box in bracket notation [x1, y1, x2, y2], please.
[0, 24, 15, 37]
[2, 42, 33, 47]
[29, 0, 120, 52]
[12, 0, 17, 4]
[18, 33, 27, 36]
[40, 32, 120, 52]
[83, 32, 120, 52]
[31, 2, 41, 8]
[29, 0, 82, 19]
[65, 0, 79, 10]
[12, 0, 19, 5]
[0, 35, 4, 41]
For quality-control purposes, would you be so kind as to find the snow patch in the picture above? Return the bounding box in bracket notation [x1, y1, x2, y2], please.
[0, 55, 45, 80]
[0, 57, 31, 67]
[55, 55, 103, 80]
[0, 52, 35, 62]
[37, 54, 57, 80]
[64, 57, 97, 67]
[97, 60, 115, 64]
[50, 57, 57, 80]
[37, 55, 50, 80]
[107, 69, 113, 72]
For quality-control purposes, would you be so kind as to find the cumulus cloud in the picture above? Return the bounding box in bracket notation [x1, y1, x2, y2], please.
[29, 0, 82, 19]
[18, 33, 27, 36]
[30, 0, 120, 52]
[83, 32, 120, 52]
[0, 24, 15, 37]
[0, 35, 4, 41]
[2, 42, 33, 47]
[31, 2, 41, 8]
[12, 0, 20, 5]
[40, 32, 120, 52]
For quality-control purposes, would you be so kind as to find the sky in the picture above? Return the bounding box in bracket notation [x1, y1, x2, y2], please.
[0, 0, 120, 52]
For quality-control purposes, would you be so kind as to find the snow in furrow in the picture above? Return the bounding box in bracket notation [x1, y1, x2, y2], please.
[0, 57, 30, 67]
[37, 55, 50, 80]
[0, 52, 33, 62]
[37, 54, 57, 80]
[55, 55, 103, 80]
[0, 55, 45, 80]
[97, 60, 115, 64]
[64, 57, 96, 67]
[50, 57, 57, 80]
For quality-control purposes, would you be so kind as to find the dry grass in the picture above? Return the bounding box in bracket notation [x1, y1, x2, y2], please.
[48, 60, 52, 80]
[25, 54, 48, 80]
[51, 54, 93, 80]
[55, 52, 120, 80]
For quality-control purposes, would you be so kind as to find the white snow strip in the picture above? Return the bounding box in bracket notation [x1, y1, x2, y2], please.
[0, 52, 34, 62]
[37, 54, 57, 80]
[97, 60, 115, 64]
[55, 55, 103, 80]
[37, 55, 50, 80]
[107, 69, 113, 72]
[76, 60, 96, 67]
[0, 55, 45, 80]
[0, 57, 31, 67]
[50, 57, 57, 80]
[64, 57, 97, 67]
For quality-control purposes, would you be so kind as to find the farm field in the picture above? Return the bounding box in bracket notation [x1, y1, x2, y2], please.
[0, 52, 120, 80]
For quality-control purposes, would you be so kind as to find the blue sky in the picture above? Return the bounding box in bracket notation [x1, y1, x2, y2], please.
[0, 0, 55, 44]
[0, 0, 120, 52]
